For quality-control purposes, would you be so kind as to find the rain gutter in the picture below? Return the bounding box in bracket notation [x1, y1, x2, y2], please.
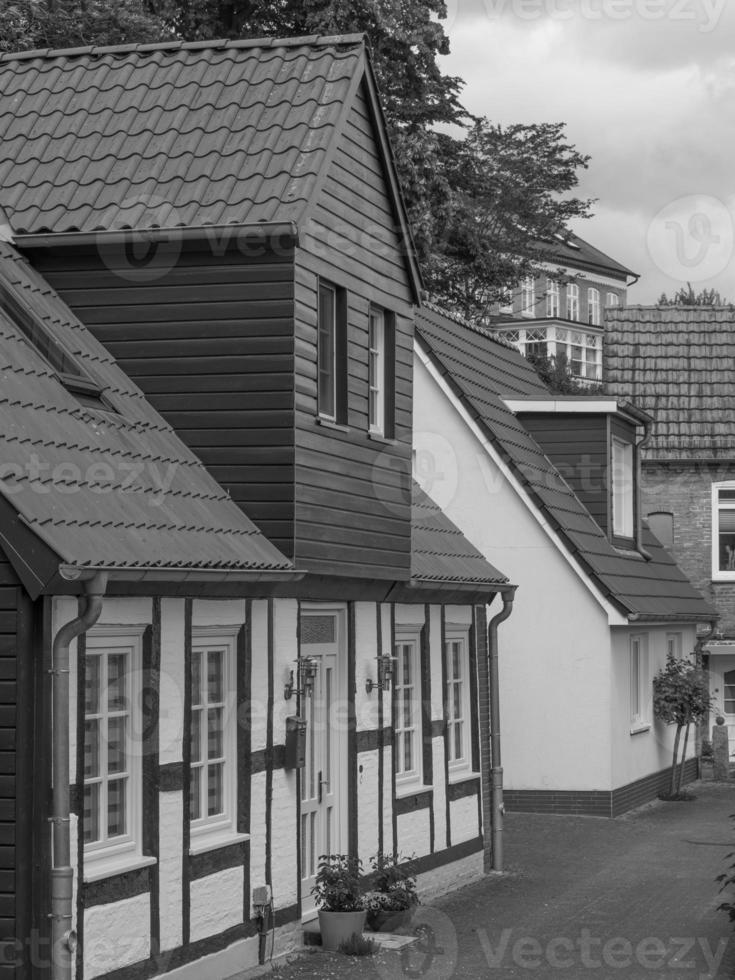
[488, 585, 517, 873]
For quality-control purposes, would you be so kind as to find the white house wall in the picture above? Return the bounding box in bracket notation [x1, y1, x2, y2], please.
[58, 591, 488, 980]
[414, 353, 613, 794]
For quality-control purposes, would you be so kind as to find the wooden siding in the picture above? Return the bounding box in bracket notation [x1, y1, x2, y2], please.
[521, 414, 609, 533]
[294, 82, 414, 579]
[0, 553, 24, 978]
[30, 244, 298, 559]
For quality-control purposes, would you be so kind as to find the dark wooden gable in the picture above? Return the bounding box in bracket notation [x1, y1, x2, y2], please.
[292, 77, 417, 579]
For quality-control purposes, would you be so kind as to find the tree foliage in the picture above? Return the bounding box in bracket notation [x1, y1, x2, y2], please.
[657, 283, 732, 306]
[653, 652, 714, 798]
[525, 351, 602, 396]
[0, 0, 594, 322]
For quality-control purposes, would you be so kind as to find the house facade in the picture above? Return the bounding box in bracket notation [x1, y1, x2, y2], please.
[488, 233, 637, 384]
[413, 304, 717, 816]
[605, 305, 735, 752]
[0, 37, 513, 980]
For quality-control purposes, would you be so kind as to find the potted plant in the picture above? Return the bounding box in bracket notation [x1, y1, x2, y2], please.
[363, 852, 419, 932]
[312, 854, 366, 951]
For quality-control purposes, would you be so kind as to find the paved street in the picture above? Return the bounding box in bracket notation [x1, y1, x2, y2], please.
[260, 780, 735, 980]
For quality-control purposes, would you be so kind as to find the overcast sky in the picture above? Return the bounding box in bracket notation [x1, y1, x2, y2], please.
[441, 0, 735, 302]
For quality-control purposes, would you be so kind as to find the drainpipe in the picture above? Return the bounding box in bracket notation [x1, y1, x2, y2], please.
[488, 585, 517, 873]
[50, 572, 108, 980]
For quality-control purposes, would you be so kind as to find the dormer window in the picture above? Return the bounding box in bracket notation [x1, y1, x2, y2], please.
[368, 306, 395, 439]
[317, 279, 347, 424]
[612, 437, 634, 540]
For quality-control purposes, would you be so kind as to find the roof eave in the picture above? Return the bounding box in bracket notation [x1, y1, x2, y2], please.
[14, 221, 300, 251]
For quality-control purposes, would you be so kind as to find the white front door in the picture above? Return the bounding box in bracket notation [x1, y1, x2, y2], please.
[710, 654, 735, 756]
[299, 609, 346, 917]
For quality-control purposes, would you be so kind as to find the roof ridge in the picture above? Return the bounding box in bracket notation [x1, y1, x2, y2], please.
[422, 301, 520, 352]
[0, 33, 366, 63]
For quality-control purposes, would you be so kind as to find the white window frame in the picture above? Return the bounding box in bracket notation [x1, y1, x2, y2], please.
[394, 628, 423, 792]
[317, 280, 337, 420]
[444, 628, 473, 778]
[606, 291, 619, 308]
[520, 277, 535, 317]
[189, 625, 243, 853]
[587, 287, 601, 326]
[712, 484, 735, 580]
[630, 633, 650, 733]
[546, 280, 560, 318]
[566, 283, 579, 322]
[612, 437, 635, 539]
[666, 633, 682, 659]
[368, 307, 386, 436]
[82, 625, 147, 879]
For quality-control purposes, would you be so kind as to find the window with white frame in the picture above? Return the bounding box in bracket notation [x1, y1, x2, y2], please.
[630, 634, 649, 730]
[666, 633, 682, 658]
[566, 283, 579, 321]
[368, 307, 386, 436]
[546, 280, 560, 318]
[612, 437, 634, 539]
[524, 326, 548, 360]
[189, 628, 238, 844]
[712, 485, 735, 578]
[394, 631, 422, 787]
[498, 289, 513, 314]
[318, 280, 337, 420]
[520, 277, 535, 317]
[606, 291, 619, 308]
[83, 628, 144, 871]
[445, 630, 472, 774]
[587, 288, 601, 326]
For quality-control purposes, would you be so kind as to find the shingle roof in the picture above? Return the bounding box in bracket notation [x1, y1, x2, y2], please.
[0, 242, 293, 592]
[411, 481, 507, 587]
[0, 36, 365, 235]
[416, 305, 716, 622]
[604, 306, 735, 461]
[542, 232, 636, 281]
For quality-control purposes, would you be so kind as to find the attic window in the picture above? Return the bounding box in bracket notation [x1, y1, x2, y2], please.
[612, 437, 634, 539]
[0, 285, 111, 411]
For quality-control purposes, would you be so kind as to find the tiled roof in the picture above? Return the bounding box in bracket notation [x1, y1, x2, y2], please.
[541, 232, 636, 281]
[411, 482, 507, 586]
[0, 36, 364, 234]
[0, 242, 293, 590]
[605, 306, 735, 461]
[416, 305, 716, 622]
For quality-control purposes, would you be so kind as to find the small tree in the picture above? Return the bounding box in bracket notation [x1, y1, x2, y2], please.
[525, 351, 603, 396]
[653, 652, 714, 797]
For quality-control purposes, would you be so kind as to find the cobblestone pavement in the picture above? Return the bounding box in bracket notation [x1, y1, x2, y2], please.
[238, 780, 735, 980]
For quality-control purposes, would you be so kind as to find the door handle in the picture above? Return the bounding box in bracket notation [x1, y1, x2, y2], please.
[318, 770, 329, 804]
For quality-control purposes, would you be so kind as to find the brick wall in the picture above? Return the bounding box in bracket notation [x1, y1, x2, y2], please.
[641, 462, 735, 633]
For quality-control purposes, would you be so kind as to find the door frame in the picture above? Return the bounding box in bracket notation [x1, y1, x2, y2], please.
[298, 603, 349, 920]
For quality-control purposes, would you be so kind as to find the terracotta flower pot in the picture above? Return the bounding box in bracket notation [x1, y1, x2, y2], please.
[318, 909, 367, 951]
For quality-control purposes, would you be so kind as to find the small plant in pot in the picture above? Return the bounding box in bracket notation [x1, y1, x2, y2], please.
[363, 852, 419, 932]
[312, 854, 366, 951]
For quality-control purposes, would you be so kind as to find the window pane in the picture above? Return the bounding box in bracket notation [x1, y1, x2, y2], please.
[191, 652, 202, 707]
[107, 716, 127, 774]
[107, 653, 127, 711]
[85, 655, 100, 714]
[404, 733, 412, 772]
[190, 766, 201, 821]
[84, 719, 100, 778]
[207, 707, 224, 759]
[107, 778, 127, 838]
[318, 283, 336, 417]
[83, 784, 100, 844]
[208, 763, 224, 816]
[207, 650, 223, 703]
[190, 708, 202, 763]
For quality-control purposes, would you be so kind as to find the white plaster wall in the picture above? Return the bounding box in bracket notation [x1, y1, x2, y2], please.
[428, 605, 443, 720]
[249, 770, 267, 917]
[249, 600, 269, 750]
[381, 744, 394, 856]
[449, 796, 479, 845]
[270, 767, 299, 910]
[158, 792, 183, 950]
[414, 354, 614, 792]
[84, 893, 150, 978]
[189, 866, 243, 943]
[357, 749, 380, 863]
[271, 600, 298, 749]
[431, 738, 447, 848]
[610, 625, 698, 789]
[354, 601, 380, 735]
[160, 598, 185, 766]
[397, 809, 431, 858]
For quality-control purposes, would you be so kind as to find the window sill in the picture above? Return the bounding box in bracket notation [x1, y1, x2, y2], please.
[630, 723, 651, 736]
[448, 769, 481, 785]
[83, 853, 157, 884]
[189, 830, 250, 857]
[316, 417, 350, 433]
[395, 781, 430, 800]
[368, 432, 395, 445]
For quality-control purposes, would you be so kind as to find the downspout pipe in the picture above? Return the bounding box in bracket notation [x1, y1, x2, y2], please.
[51, 571, 108, 980]
[488, 584, 517, 873]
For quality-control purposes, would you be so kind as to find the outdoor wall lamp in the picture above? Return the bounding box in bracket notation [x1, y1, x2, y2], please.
[284, 656, 318, 700]
[365, 654, 396, 694]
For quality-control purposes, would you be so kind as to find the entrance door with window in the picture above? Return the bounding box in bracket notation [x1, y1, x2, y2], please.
[299, 610, 346, 917]
[710, 655, 735, 757]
